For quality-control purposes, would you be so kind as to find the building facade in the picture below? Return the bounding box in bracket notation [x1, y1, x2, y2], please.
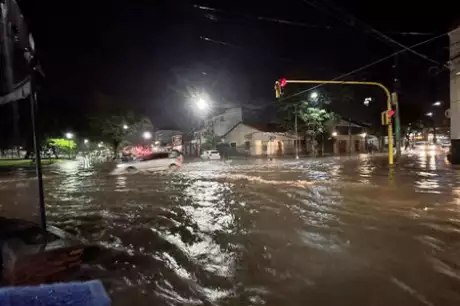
[221, 122, 298, 156]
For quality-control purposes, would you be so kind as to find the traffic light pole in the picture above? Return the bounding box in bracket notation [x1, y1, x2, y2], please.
[277, 79, 395, 165]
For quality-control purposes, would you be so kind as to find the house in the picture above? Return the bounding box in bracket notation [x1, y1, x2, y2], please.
[184, 106, 262, 156]
[221, 122, 299, 156]
[332, 119, 370, 154]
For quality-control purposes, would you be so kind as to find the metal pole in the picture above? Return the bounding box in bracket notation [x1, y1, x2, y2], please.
[295, 104, 299, 159]
[392, 92, 401, 159]
[30, 72, 46, 232]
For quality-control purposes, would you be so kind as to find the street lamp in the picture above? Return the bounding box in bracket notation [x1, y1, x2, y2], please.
[331, 131, 338, 137]
[64, 132, 74, 159]
[123, 124, 129, 130]
[84, 139, 89, 144]
[426, 112, 433, 117]
[433, 101, 441, 106]
[196, 97, 209, 111]
[360, 132, 367, 138]
[310, 91, 318, 99]
[143, 131, 152, 140]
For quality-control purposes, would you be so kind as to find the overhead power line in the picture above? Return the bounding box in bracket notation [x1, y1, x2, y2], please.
[301, 0, 447, 68]
[193, 4, 436, 37]
[280, 31, 448, 102]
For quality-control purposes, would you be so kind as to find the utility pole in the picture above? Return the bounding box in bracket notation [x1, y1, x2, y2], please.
[294, 104, 299, 159]
[393, 55, 402, 160]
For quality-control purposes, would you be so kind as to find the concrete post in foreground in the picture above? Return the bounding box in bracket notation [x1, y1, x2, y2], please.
[449, 26, 460, 163]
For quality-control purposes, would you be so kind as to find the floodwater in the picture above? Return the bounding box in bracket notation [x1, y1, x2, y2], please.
[2, 153, 460, 305]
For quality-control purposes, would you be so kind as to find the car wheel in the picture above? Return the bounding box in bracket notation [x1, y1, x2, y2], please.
[169, 164, 178, 171]
[126, 166, 137, 173]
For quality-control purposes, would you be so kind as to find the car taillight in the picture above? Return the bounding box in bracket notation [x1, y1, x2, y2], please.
[177, 156, 183, 163]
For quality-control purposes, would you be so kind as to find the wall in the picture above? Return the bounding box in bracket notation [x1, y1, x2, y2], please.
[223, 123, 297, 156]
[450, 27, 460, 163]
[206, 107, 243, 137]
[334, 135, 366, 154]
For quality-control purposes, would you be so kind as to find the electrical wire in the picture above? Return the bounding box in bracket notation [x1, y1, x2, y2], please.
[193, 4, 436, 36]
[279, 31, 448, 102]
[301, 0, 447, 68]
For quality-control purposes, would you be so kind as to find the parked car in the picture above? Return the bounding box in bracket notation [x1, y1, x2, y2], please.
[111, 150, 183, 174]
[200, 150, 221, 160]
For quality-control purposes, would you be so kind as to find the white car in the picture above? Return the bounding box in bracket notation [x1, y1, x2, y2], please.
[112, 150, 183, 174]
[200, 150, 221, 160]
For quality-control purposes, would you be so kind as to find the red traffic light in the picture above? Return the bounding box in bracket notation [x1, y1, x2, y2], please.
[388, 109, 395, 117]
[279, 78, 287, 87]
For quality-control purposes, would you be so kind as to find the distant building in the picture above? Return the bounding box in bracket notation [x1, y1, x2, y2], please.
[332, 119, 369, 154]
[221, 122, 298, 156]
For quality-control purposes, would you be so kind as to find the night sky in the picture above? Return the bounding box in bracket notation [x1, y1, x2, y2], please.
[18, 0, 458, 130]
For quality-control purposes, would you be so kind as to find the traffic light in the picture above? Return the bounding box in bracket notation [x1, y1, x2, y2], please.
[274, 78, 287, 98]
[381, 109, 395, 125]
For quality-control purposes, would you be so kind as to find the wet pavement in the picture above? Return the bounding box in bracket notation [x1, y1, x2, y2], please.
[2, 153, 460, 305]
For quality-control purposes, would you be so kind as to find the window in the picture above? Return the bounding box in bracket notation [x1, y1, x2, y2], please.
[142, 153, 169, 161]
[244, 141, 250, 150]
[230, 142, 236, 148]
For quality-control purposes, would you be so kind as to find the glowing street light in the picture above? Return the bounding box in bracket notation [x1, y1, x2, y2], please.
[196, 97, 209, 111]
[426, 112, 433, 117]
[84, 139, 89, 144]
[360, 132, 367, 138]
[331, 131, 338, 137]
[65, 132, 74, 139]
[98, 142, 103, 148]
[143, 131, 152, 140]
[433, 101, 441, 106]
[310, 91, 318, 99]
[123, 124, 129, 130]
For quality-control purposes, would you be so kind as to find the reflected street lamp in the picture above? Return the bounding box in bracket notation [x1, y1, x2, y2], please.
[310, 91, 318, 99]
[331, 131, 338, 137]
[65, 132, 74, 139]
[123, 124, 129, 130]
[433, 101, 441, 106]
[426, 112, 433, 117]
[84, 139, 89, 144]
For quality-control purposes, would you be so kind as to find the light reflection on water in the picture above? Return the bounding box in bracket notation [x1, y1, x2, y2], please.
[3, 154, 460, 305]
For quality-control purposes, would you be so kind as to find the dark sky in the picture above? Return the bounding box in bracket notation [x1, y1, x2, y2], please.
[19, 0, 457, 129]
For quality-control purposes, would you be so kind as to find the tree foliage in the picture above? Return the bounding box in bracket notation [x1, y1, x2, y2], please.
[277, 91, 337, 137]
[201, 121, 220, 150]
[46, 138, 77, 158]
[89, 112, 153, 154]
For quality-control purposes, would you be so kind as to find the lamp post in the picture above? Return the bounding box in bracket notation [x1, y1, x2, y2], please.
[65, 132, 74, 159]
[194, 96, 210, 155]
[295, 104, 299, 159]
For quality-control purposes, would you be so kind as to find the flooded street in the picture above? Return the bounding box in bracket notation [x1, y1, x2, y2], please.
[2, 153, 460, 305]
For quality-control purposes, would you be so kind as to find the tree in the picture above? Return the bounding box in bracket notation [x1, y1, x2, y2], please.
[277, 91, 336, 154]
[201, 121, 220, 150]
[89, 112, 153, 156]
[46, 138, 77, 159]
